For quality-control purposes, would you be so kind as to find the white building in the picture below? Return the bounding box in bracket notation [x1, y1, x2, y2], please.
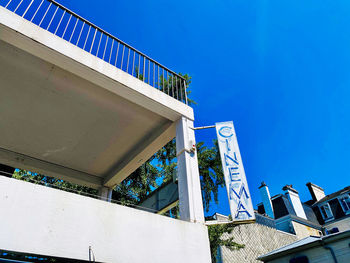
[0, 0, 211, 262]
[307, 184, 350, 233]
[258, 230, 350, 263]
[257, 182, 350, 238]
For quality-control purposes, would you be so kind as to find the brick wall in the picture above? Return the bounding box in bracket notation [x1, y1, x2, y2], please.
[218, 223, 298, 263]
[324, 217, 350, 232]
[291, 221, 322, 239]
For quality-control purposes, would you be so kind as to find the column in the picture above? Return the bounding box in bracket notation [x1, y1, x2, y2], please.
[176, 116, 205, 223]
[98, 186, 113, 202]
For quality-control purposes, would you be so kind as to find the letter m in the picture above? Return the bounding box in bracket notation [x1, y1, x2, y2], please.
[230, 183, 249, 200]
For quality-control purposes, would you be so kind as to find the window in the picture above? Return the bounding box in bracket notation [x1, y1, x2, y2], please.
[290, 256, 309, 263]
[320, 203, 333, 220]
[339, 195, 350, 213]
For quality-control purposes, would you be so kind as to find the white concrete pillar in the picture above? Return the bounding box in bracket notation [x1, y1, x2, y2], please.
[98, 187, 113, 202]
[176, 117, 205, 223]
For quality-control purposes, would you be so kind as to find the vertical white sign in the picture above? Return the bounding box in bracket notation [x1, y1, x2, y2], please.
[216, 121, 255, 221]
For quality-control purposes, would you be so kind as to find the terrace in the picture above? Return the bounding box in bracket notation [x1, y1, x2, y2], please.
[0, 0, 210, 262]
[0, 0, 194, 188]
[1, 0, 188, 104]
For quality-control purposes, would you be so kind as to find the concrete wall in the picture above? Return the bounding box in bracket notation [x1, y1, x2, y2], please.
[0, 6, 193, 122]
[0, 177, 211, 263]
[266, 238, 350, 263]
[291, 221, 322, 239]
[0, 6, 193, 188]
[324, 217, 350, 232]
[218, 222, 297, 263]
[275, 216, 321, 239]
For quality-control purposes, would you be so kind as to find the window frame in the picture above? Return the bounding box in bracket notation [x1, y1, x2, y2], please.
[319, 202, 333, 221]
[338, 194, 350, 215]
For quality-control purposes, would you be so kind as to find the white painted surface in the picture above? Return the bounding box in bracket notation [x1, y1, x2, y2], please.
[307, 183, 325, 202]
[265, 237, 350, 263]
[0, 177, 211, 263]
[312, 187, 325, 201]
[285, 190, 307, 220]
[98, 186, 113, 202]
[176, 117, 205, 223]
[0, 37, 172, 187]
[0, 7, 193, 121]
[0, 6, 193, 188]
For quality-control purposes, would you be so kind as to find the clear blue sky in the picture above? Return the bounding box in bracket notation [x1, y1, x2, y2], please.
[56, 0, 350, 216]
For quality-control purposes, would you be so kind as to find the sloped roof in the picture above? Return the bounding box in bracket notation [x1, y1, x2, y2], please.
[314, 186, 350, 205]
[258, 230, 350, 261]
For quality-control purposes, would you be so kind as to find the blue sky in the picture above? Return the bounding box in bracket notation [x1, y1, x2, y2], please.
[54, 0, 350, 216]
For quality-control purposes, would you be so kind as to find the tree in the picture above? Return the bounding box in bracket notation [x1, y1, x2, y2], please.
[11, 71, 243, 259]
[112, 156, 160, 206]
[11, 71, 229, 214]
[208, 220, 245, 263]
[197, 140, 225, 212]
[12, 169, 98, 197]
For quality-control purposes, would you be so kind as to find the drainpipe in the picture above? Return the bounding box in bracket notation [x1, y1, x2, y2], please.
[321, 240, 338, 263]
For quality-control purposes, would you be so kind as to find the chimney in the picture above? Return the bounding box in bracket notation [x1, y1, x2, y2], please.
[283, 185, 307, 220]
[306, 182, 325, 202]
[259, 182, 274, 218]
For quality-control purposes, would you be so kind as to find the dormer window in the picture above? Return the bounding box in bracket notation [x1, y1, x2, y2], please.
[320, 203, 333, 220]
[339, 195, 350, 214]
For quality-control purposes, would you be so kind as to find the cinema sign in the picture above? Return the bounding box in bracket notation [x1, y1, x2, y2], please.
[215, 121, 255, 222]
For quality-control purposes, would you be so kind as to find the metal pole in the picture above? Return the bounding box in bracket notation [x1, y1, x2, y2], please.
[62, 14, 72, 38]
[96, 31, 103, 56]
[69, 18, 79, 42]
[102, 36, 108, 60]
[192, 125, 215, 130]
[108, 39, 114, 63]
[54, 10, 66, 35]
[30, 0, 44, 22]
[39, 2, 52, 27]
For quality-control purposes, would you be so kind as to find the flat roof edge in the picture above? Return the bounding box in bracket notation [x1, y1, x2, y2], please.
[0, 7, 194, 122]
[258, 230, 350, 261]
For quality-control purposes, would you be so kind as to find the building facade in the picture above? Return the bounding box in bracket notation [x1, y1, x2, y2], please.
[258, 230, 350, 263]
[207, 213, 298, 263]
[307, 183, 350, 233]
[0, 0, 211, 262]
[211, 182, 350, 262]
[257, 182, 350, 238]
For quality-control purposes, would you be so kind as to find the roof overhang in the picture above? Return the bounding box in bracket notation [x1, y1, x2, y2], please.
[0, 6, 193, 188]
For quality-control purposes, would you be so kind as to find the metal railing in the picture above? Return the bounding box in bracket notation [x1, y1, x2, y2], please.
[1, 0, 188, 104]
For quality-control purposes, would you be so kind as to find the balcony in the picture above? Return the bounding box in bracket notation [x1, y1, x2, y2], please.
[0, 0, 194, 188]
[1, 0, 188, 104]
[0, 1, 209, 262]
[0, 176, 211, 262]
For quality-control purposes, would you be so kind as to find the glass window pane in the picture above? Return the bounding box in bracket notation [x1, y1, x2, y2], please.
[320, 204, 332, 219]
[340, 196, 350, 211]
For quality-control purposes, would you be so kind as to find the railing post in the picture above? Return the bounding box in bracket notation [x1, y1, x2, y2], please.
[184, 79, 188, 104]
